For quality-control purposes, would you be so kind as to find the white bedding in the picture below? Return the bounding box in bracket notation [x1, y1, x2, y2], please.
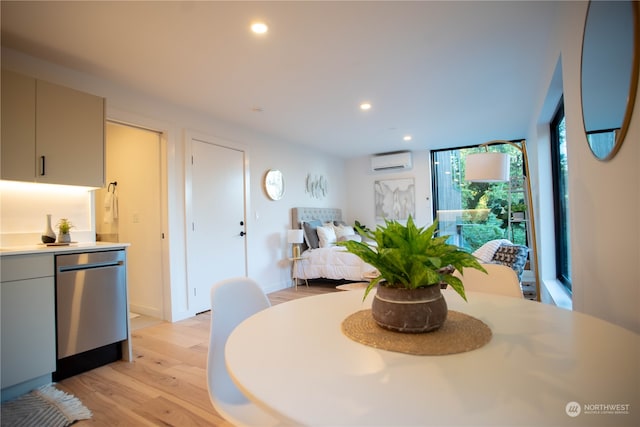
[294, 246, 376, 281]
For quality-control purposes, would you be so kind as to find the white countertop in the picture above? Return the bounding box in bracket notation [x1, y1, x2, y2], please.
[0, 242, 130, 256]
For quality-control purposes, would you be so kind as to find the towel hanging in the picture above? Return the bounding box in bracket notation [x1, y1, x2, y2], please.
[104, 186, 119, 224]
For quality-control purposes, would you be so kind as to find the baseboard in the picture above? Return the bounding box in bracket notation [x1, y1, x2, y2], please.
[128, 303, 162, 319]
[262, 280, 289, 295]
[1, 374, 52, 403]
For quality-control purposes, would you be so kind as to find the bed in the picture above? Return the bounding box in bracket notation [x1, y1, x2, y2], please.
[291, 207, 377, 282]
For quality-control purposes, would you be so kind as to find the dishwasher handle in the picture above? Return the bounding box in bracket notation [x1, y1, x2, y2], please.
[58, 260, 123, 273]
[56, 250, 126, 272]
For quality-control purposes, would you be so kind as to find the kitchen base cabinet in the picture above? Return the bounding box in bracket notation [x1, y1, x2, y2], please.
[0, 254, 56, 402]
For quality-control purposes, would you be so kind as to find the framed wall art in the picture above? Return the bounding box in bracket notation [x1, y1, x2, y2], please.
[374, 178, 415, 221]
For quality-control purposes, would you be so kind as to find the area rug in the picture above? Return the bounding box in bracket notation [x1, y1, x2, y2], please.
[1, 384, 92, 427]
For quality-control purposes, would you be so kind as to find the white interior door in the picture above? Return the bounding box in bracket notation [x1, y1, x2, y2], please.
[188, 138, 247, 313]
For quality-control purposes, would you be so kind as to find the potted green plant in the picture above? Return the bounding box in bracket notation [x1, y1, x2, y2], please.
[56, 218, 74, 243]
[511, 202, 527, 220]
[338, 216, 485, 333]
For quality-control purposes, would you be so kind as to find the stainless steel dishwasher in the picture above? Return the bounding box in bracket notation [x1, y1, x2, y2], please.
[54, 249, 127, 380]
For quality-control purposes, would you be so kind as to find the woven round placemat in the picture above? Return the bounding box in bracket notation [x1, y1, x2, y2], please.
[341, 309, 492, 355]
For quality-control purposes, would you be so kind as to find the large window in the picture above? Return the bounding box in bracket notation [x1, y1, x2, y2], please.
[431, 143, 525, 252]
[550, 99, 572, 290]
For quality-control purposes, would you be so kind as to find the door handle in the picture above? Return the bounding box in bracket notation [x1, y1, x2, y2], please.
[240, 231, 246, 237]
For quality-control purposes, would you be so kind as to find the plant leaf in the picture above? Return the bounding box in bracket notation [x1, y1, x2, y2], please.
[338, 216, 486, 301]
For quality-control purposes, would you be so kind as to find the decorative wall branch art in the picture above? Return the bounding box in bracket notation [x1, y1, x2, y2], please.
[374, 178, 415, 221]
[306, 174, 328, 199]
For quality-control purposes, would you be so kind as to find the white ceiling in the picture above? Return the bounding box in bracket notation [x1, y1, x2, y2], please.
[1, 1, 562, 159]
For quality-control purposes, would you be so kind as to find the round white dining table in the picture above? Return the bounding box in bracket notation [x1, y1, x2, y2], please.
[226, 289, 639, 426]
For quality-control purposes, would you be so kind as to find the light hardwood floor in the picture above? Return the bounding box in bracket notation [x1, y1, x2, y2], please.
[58, 283, 339, 426]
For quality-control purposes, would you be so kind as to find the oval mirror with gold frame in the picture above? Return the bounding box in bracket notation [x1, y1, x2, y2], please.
[580, 0, 639, 161]
[264, 169, 285, 200]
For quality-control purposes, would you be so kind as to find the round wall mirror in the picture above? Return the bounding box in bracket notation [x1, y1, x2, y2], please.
[264, 169, 285, 200]
[580, 0, 639, 161]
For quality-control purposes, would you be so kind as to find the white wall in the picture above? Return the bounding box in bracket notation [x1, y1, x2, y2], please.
[528, 2, 639, 333]
[345, 150, 433, 229]
[563, 2, 639, 334]
[244, 137, 346, 293]
[1, 47, 345, 321]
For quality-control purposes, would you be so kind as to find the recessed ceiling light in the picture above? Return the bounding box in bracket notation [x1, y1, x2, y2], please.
[403, 135, 412, 141]
[251, 22, 268, 34]
[360, 102, 372, 111]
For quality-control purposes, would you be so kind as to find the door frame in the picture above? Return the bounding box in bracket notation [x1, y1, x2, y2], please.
[105, 117, 170, 321]
[184, 130, 250, 314]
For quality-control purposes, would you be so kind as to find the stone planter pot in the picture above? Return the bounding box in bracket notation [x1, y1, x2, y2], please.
[57, 232, 71, 244]
[372, 284, 447, 333]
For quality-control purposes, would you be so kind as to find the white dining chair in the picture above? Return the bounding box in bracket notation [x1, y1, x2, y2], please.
[454, 263, 524, 299]
[207, 277, 283, 427]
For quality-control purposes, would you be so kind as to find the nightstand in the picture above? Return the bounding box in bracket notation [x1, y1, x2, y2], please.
[289, 257, 308, 290]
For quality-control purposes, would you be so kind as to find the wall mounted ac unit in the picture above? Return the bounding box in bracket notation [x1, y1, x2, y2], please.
[371, 151, 413, 171]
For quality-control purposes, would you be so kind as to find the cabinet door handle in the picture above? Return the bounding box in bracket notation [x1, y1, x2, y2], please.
[240, 231, 246, 237]
[39, 156, 46, 176]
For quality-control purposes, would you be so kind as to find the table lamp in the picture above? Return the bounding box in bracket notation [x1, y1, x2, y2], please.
[287, 229, 304, 258]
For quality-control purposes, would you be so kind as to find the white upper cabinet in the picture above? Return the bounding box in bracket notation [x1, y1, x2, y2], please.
[36, 79, 105, 187]
[1, 69, 105, 187]
[1, 69, 36, 182]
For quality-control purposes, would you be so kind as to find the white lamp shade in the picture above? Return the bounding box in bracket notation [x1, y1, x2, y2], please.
[287, 229, 304, 244]
[465, 152, 511, 182]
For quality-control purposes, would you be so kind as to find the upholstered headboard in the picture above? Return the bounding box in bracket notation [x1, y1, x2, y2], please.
[291, 207, 343, 228]
[291, 207, 343, 251]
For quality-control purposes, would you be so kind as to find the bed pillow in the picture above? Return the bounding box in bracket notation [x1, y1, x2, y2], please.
[338, 234, 362, 242]
[316, 225, 337, 248]
[302, 220, 322, 249]
[491, 244, 529, 280]
[473, 239, 512, 263]
[334, 224, 356, 240]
